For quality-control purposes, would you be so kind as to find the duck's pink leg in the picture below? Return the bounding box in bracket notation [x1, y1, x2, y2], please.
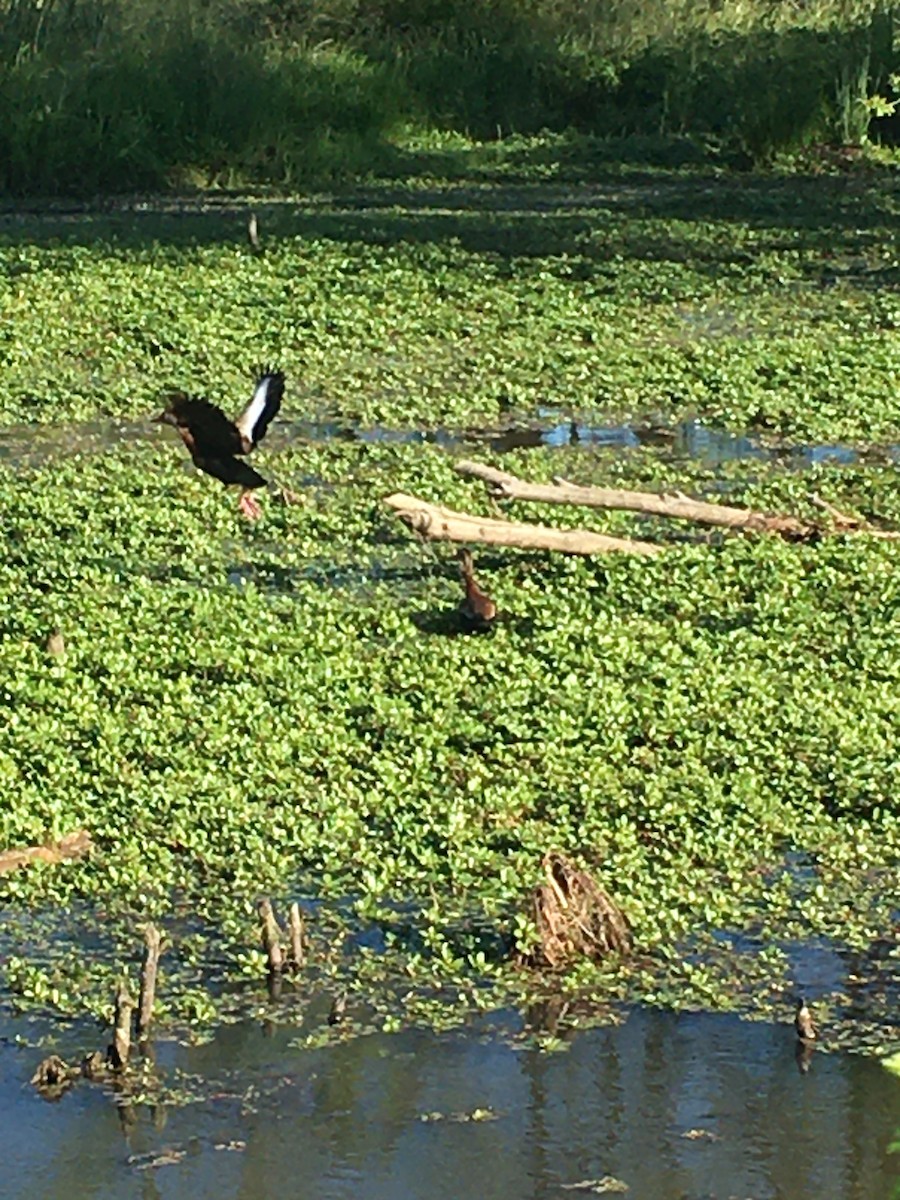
[238, 490, 262, 520]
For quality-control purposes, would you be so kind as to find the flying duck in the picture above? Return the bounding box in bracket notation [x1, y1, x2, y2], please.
[457, 548, 497, 631]
[155, 368, 284, 519]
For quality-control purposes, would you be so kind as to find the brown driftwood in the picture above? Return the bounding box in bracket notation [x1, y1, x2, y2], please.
[806, 496, 900, 540]
[137, 924, 163, 1044]
[522, 853, 632, 970]
[383, 493, 662, 556]
[0, 829, 92, 875]
[455, 460, 811, 536]
[456, 461, 900, 541]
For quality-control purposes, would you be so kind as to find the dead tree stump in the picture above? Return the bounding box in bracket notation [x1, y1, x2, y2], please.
[31, 1054, 72, 1094]
[137, 924, 163, 1045]
[107, 982, 135, 1071]
[287, 903, 306, 971]
[258, 898, 284, 974]
[523, 853, 632, 970]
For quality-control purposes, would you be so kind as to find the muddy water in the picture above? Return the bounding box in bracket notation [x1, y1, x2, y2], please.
[4, 1009, 898, 1199]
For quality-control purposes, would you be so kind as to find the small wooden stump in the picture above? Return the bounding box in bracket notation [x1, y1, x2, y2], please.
[31, 1054, 73, 1097]
[523, 852, 632, 970]
[46, 629, 66, 658]
[137, 924, 163, 1045]
[247, 211, 262, 254]
[328, 992, 347, 1026]
[287, 903, 306, 972]
[107, 982, 135, 1071]
[258, 898, 284, 974]
[81, 1051, 106, 1081]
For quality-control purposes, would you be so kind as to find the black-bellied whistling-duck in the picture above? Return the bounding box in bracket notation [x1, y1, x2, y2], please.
[794, 996, 818, 1043]
[457, 547, 497, 631]
[155, 368, 284, 519]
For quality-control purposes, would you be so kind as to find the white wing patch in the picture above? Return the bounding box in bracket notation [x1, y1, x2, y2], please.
[235, 373, 282, 448]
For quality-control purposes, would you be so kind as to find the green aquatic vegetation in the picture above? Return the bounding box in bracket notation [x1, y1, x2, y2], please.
[1, 170, 899, 440]
[0, 430, 899, 1037]
[1, 180, 900, 1040]
[1, 0, 898, 192]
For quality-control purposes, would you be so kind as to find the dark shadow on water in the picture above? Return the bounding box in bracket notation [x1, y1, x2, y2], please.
[410, 609, 474, 637]
[222, 558, 442, 595]
[410, 608, 538, 638]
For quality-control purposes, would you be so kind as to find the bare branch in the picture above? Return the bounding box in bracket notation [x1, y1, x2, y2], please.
[455, 461, 811, 537]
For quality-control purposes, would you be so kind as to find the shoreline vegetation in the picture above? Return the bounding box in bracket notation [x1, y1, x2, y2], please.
[1, 0, 899, 196]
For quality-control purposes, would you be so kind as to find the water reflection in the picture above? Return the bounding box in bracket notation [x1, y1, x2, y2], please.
[1, 415, 898, 471]
[4, 1010, 899, 1200]
[671, 420, 889, 469]
[277, 416, 896, 468]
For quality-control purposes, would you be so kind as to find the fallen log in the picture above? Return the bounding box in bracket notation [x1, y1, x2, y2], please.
[383, 492, 662, 556]
[455, 461, 900, 541]
[0, 829, 93, 875]
[455, 460, 811, 536]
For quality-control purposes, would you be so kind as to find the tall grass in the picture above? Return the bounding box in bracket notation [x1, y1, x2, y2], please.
[0, 0, 407, 194]
[0, 0, 897, 195]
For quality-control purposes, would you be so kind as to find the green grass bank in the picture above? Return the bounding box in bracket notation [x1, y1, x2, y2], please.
[2, 0, 900, 194]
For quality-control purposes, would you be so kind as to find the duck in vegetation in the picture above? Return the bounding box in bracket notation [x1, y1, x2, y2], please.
[457, 547, 497, 631]
[155, 368, 284, 519]
[794, 996, 819, 1043]
[46, 628, 66, 658]
[328, 992, 347, 1026]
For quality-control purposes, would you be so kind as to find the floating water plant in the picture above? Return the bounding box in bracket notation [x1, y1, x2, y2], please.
[1, 167, 899, 1045]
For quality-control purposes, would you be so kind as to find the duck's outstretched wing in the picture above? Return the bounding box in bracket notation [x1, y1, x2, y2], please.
[166, 394, 244, 457]
[234, 369, 284, 451]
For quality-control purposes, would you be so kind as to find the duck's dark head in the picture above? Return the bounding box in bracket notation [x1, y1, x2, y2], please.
[457, 547, 474, 577]
[153, 393, 186, 426]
